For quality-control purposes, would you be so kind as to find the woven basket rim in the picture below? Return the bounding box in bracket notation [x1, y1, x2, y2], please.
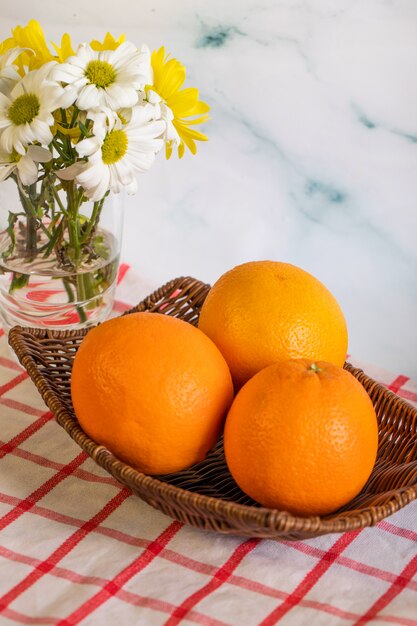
[8, 275, 417, 538]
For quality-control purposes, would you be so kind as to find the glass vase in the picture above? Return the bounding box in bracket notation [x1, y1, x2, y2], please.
[0, 178, 123, 333]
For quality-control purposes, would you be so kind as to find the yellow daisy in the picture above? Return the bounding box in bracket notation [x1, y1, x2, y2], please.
[52, 34, 75, 63]
[0, 20, 53, 72]
[90, 32, 126, 51]
[149, 47, 209, 158]
[52, 31, 125, 62]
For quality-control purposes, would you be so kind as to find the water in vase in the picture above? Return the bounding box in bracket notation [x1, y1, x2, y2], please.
[0, 221, 119, 332]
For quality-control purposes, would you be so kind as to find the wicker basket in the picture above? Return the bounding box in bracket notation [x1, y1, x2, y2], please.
[8, 276, 417, 540]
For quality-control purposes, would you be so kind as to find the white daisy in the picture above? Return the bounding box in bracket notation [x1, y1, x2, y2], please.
[0, 144, 52, 185]
[51, 42, 151, 111]
[0, 48, 22, 96]
[0, 62, 75, 155]
[75, 104, 166, 201]
[87, 106, 120, 142]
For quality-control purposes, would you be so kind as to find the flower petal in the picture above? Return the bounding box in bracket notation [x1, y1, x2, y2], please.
[29, 119, 52, 146]
[76, 84, 100, 110]
[57, 84, 78, 109]
[17, 153, 38, 185]
[124, 177, 138, 195]
[0, 126, 17, 153]
[27, 144, 53, 162]
[0, 163, 16, 182]
[51, 63, 84, 82]
[104, 83, 138, 109]
[56, 161, 88, 180]
[78, 163, 110, 201]
[0, 92, 11, 109]
[75, 136, 100, 158]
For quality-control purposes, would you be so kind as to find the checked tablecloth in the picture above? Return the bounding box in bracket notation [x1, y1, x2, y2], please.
[0, 264, 417, 626]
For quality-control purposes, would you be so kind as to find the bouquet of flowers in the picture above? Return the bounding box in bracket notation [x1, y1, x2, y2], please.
[0, 20, 209, 327]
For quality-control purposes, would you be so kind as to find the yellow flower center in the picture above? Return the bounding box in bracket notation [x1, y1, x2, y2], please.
[10, 150, 21, 163]
[8, 94, 40, 126]
[85, 60, 117, 88]
[101, 130, 128, 164]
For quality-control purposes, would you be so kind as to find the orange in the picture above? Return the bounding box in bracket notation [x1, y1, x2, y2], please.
[198, 261, 348, 389]
[71, 312, 234, 475]
[224, 359, 378, 516]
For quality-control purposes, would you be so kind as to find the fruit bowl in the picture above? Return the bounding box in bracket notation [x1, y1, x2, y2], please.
[8, 276, 417, 540]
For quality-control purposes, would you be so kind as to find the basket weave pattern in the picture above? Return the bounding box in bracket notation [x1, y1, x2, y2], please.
[9, 276, 417, 540]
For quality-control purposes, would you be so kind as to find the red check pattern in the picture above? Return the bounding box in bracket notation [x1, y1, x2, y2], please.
[1, 264, 417, 626]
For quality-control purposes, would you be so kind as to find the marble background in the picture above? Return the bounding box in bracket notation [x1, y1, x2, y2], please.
[2, 0, 417, 377]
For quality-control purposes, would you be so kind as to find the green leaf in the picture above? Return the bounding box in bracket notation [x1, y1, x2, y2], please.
[9, 272, 30, 293]
[92, 234, 110, 260]
[78, 121, 91, 138]
[43, 220, 63, 258]
[2, 213, 18, 260]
